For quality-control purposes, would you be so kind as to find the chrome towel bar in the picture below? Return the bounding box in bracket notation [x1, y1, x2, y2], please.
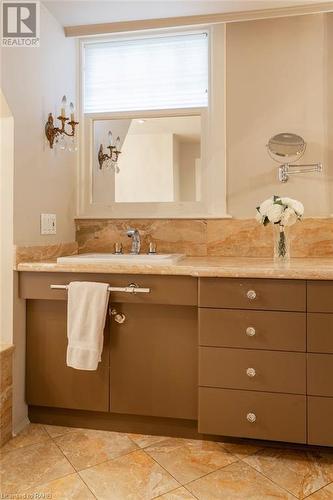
[50, 283, 150, 294]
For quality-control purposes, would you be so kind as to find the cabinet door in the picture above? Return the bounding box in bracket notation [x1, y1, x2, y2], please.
[109, 303, 197, 420]
[26, 300, 109, 411]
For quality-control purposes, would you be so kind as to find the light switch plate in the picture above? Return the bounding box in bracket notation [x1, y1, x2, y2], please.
[40, 213, 56, 235]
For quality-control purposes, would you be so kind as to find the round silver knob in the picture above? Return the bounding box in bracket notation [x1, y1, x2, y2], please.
[246, 327, 256, 337]
[246, 412, 256, 423]
[246, 290, 257, 300]
[246, 367, 256, 378]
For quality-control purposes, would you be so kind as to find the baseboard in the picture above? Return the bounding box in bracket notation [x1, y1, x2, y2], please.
[28, 406, 333, 451]
[12, 416, 30, 436]
[29, 406, 202, 439]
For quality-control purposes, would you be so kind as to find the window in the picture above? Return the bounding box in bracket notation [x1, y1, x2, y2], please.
[83, 32, 209, 113]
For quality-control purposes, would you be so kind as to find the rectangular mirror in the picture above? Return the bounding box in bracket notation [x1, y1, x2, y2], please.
[92, 115, 201, 204]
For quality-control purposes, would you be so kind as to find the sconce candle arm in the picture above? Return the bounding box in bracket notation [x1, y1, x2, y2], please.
[45, 113, 79, 149]
[98, 143, 121, 170]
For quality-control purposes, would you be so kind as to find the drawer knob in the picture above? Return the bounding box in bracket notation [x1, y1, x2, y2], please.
[246, 290, 257, 300]
[246, 326, 256, 337]
[246, 367, 256, 378]
[246, 412, 257, 423]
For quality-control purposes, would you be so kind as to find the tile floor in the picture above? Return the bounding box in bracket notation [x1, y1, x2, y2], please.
[1, 424, 333, 499]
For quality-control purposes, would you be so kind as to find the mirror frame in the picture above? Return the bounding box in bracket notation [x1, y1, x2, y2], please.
[77, 24, 229, 219]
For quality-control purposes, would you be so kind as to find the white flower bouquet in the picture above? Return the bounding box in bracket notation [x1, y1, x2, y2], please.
[256, 196, 304, 260]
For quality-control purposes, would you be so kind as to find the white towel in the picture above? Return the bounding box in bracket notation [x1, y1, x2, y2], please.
[66, 281, 110, 371]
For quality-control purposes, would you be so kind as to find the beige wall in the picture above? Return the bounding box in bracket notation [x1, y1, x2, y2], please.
[327, 14, 333, 179]
[0, 90, 14, 346]
[227, 13, 332, 217]
[116, 133, 175, 202]
[0, 4, 77, 433]
[1, 4, 77, 245]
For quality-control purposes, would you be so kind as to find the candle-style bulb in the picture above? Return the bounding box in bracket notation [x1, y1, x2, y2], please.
[108, 131, 113, 146]
[115, 136, 121, 151]
[69, 102, 75, 122]
[61, 95, 67, 118]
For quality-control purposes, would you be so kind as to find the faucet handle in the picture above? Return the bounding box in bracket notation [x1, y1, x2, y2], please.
[148, 242, 157, 254]
[114, 242, 123, 255]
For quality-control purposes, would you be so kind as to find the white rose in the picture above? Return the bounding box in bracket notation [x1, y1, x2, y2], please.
[259, 197, 274, 216]
[266, 203, 283, 223]
[256, 211, 264, 224]
[280, 207, 298, 227]
[281, 197, 304, 216]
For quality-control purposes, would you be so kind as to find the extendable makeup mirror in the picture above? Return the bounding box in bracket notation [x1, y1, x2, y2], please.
[267, 132, 322, 182]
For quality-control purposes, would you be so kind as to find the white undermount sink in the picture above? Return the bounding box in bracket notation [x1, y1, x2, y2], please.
[57, 253, 185, 265]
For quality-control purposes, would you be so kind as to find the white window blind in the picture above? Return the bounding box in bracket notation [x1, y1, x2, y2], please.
[83, 33, 208, 113]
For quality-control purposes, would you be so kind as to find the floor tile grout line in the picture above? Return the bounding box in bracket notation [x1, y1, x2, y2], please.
[303, 481, 332, 499]
[49, 428, 141, 473]
[182, 457, 300, 499]
[24, 471, 84, 496]
[240, 457, 299, 499]
[141, 449, 182, 492]
[48, 432, 79, 473]
[47, 428, 110, 500]
[0, 435, 51, 456]
[76, 448, 143, 474]
[77, 470, 99, 499]
[144, 438, 243, 487]
[180, 457, 241, 491]
[181, 483, 200, 499]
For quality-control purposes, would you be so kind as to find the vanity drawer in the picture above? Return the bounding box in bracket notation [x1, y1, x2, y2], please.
[308, 281, 333, 313]
[308, 396, 333, 446]
[199, 387, 306, 443]
[199, 347, 306, 394]
[199, 278, 306, 311]
[19, 272, 197, 306]
[307, 354, 333, 396]
[307, 313, 333, 353]
[199, 309, 305, 351]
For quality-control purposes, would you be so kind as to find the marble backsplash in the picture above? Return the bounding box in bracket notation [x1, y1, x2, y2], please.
[75, 218, 333, 258]
[14, 242, 78, 266]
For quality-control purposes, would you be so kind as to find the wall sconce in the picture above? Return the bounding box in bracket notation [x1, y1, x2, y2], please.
[98, 131, 121, 171]
[45, 95, 79, 151]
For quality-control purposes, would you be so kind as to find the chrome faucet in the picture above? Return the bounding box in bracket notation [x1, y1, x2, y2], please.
[126, 228, 141, 254]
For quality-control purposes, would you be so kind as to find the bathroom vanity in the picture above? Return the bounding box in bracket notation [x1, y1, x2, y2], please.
[18, 261, 333, 447]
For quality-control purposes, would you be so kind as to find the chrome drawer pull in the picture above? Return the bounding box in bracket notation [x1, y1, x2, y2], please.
[50, 284, 150, 294]
[246, 290, 257, 300]
[246, 367, 256, 378]
[246, 412, 256, 423]
[246, 327, 256, 337]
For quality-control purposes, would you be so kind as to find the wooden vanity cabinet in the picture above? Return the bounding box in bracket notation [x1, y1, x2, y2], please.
[198, 278, 307, 444]
[307, 281, 333, 446]
[26, 300, 110, 412]
[109, 303, 197, 419]
[22, 272, 198, 421]
[22, 271, 333, 447]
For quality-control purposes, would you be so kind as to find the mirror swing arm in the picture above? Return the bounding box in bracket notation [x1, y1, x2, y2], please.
[278, 162, 323, 183]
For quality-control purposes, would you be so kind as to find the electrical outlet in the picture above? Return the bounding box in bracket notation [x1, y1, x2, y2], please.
[40, 213, 56, 235]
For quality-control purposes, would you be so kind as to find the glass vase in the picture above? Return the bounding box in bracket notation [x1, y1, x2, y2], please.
[273, 224, 290, 263]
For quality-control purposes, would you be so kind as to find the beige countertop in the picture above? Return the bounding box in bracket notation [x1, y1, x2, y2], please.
[16, 256, 333, 280]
